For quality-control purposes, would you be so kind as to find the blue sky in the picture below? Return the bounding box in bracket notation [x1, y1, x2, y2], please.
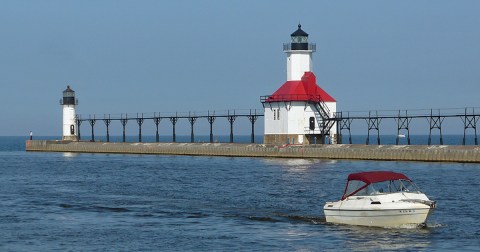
[1, 0, 479, 136]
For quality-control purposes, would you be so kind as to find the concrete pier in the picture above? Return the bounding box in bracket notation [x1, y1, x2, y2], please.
[26, 140, 480, 163]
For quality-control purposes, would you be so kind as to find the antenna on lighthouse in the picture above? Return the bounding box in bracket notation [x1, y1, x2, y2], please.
[60, 85, 78, 141]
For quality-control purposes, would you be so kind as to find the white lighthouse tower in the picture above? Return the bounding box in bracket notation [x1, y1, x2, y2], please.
[262, 25, 337, 145]
[286, 24, 313, 81]
[60, 85, 78, 141]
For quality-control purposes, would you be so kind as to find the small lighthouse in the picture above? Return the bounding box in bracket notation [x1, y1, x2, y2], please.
[60, 85, 78, 141]
[262, 24, 337, 145]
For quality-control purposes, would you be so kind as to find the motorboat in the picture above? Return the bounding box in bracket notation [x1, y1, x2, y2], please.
[324, 171, 436, 227]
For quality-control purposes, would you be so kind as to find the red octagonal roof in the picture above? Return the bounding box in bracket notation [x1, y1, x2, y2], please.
[265, 72, 335, 103]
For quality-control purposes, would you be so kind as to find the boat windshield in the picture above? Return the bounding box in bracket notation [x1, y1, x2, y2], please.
[342, 180, 368, 199]
[343, 179, 421, 199]
[368, 179, 421, 195]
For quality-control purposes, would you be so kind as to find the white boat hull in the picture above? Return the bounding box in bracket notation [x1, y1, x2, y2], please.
[324, 192, 435, 227]
[324, 207, 432, 227]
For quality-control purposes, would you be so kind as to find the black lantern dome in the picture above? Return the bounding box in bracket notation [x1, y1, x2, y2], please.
[291, 24, 309, 50]
[283, 24, 316, 52]
[61, 85, 77, 105]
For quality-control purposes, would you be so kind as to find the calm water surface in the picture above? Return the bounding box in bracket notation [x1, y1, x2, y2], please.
[1, 137, 479, 251]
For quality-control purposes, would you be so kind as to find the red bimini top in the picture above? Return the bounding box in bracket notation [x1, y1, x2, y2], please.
[266, 72, 335, 103]
[347, 171, 411, 184]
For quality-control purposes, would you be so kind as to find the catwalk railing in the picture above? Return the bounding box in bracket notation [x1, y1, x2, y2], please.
[75, 107, 479, 146]
[334, 107, 479, 145]
[76, 109, 263, 144]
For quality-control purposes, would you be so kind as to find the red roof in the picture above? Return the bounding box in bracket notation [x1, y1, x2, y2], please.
[348, 171, 411, 184]
[266, 72, 335, 103]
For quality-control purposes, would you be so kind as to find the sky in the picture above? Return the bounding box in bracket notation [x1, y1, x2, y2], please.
[1, 0, 479, 136]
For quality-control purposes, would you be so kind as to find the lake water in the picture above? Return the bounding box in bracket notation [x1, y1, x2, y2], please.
[1, 136, 479, 251]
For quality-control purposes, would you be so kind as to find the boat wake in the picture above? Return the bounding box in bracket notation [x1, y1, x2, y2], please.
[59, 203, 130, 213]
[280, 214, 326, 224]
[245, 212, 326, 225]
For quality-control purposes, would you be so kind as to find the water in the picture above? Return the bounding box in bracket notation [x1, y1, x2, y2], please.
[1, 136, 480, 251]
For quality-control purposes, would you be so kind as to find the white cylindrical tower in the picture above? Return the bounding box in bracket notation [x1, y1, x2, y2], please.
[60, 85, 78, 141]
[284, 24, 315, 81]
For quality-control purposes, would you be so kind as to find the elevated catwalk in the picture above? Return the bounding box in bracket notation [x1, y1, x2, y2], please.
[75, 107, 479, 146]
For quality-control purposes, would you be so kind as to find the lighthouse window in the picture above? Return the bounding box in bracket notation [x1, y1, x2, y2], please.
[292, 36, 307, 43]
[273, 109, 280, 121]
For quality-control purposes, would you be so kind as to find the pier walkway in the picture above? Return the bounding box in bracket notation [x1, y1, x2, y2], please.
[26, 140, 480, 163]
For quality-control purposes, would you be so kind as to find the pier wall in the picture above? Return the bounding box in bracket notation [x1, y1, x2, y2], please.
[26, 140, 480, 163]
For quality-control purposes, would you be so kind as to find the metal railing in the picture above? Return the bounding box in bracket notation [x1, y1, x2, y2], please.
[283, 43, 316, 52]
[260, 94, 328, 103]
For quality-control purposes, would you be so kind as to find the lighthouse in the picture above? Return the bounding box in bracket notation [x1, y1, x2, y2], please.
[60, 85, 78, 141]
[261, 25, 337, 145]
